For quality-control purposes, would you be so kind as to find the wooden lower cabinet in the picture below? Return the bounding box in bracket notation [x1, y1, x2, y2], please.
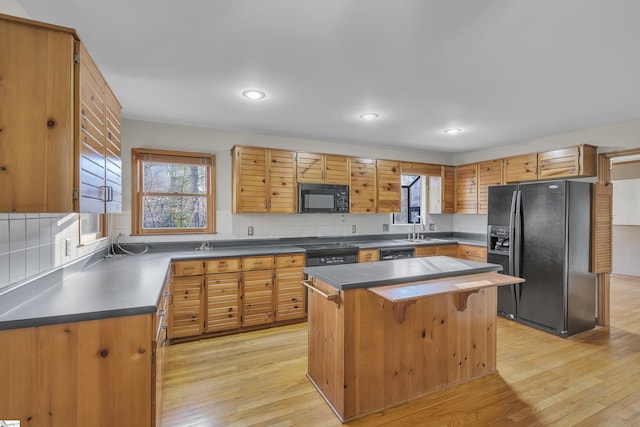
[206, 272, 241, 332]
[457, 244, 487, 262]
[0, 314, 154, 427]
[242, 269, 275, 326]
[275, 266, 306, 321]
[415, 244, 459, 257]
[153, 277, 171, 427]
[169, 275, 204, 338]
[358, 249, 380, 263]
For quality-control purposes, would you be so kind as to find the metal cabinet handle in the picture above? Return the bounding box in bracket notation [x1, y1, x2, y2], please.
[301, 280, 339, 306]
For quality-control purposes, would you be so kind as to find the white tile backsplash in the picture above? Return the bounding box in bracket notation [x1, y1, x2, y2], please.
[0, 213, 108, 292]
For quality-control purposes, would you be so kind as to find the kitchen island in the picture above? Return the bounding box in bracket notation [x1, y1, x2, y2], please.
[303, 256, 524, 422]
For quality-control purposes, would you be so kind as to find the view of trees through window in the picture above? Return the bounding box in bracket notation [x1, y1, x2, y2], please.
[142, 161, 207, 229]
[393, 174, 422, 224]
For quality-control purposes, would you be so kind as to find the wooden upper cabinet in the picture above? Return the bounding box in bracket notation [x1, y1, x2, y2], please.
[401, 162, 442, 176]
[232, 146, 268, 213]
[0, 17, 75, 212]
[538, 145, 596, 180]
[268, 149, 297, 213]
[477, 159, 503, 214]
[232, 146, 297, 213]
[296, 152, 324, 183]
[376, 159, 401, 213]
[455, 163, 478, 214]
[324, 154, 350, 184]
[296, 152, 349, 184]
[0, 16, 121, 213]
[105, 86, 123, 213]
[350, 158, 376, 213]
[504, 153, 538, 183]
[442, 166, 456, 213]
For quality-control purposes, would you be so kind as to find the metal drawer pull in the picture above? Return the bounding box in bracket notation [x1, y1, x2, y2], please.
[157, 309, 167, 316]
[301, 280, 339, 305]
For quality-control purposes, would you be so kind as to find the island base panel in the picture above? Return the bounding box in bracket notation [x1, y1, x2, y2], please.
[307, 278, 498, 422]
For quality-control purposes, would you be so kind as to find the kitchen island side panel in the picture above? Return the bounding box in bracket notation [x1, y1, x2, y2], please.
[307, 279, 499, 422]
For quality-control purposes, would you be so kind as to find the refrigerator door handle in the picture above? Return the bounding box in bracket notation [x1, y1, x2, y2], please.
[514, 190, 522, 278]
[508, 190, 517, 276]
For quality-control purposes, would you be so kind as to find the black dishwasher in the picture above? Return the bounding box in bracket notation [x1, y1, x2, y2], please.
[379, 247, 415, 261]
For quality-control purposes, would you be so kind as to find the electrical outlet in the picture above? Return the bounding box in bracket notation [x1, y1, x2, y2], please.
[247, 226, 254, 236]
[351, 225, 357, 233]
[65, 238, 71, 256]
[382, 223, 389, 232]
[429, 223, 435, 231]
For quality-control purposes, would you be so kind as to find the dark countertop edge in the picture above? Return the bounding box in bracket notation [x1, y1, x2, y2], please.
[0, 233, 489, 331]
[0, 306, 157, 332]
[338, 266, 501, 290]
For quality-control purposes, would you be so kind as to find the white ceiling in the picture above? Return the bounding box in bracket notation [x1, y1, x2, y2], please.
[15, 0, 640, 153]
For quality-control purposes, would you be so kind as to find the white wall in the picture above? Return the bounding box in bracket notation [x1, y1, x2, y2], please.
[452, 117, 640, 165]
[0, 0, 29, 18]
[113, 119, 455, 242]
[613, 179, 640, 225]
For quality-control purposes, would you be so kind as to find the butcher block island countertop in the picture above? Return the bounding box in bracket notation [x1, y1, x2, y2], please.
[303, 256, 524, 423]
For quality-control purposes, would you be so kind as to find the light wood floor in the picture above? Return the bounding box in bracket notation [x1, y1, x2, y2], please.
[162, 275, 640, 426]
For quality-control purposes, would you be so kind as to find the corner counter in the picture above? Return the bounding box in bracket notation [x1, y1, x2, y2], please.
[303, 256, 523, 422]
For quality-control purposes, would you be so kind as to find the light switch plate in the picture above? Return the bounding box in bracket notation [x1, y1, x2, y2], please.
[65, 238, 71, 256]
[247, 226, 254, 236]
[351, 225, 357, 233]
[429, 223, 435, 231]
[382, 224, 389, 232]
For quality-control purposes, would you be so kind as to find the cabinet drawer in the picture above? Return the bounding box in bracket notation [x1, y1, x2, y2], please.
[206, 258, 241, 274]
[457, 244, 487, 262]
[274, 254, 305, 268]
[437, 244, 458, 257]
[242, 255, 275, 270]
[173, 260, 204, 276]
[358, 249, 379, 263]
[415, 246, 438, 257]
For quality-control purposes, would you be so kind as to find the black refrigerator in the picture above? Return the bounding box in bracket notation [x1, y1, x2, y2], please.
[487, 180, 595, 337]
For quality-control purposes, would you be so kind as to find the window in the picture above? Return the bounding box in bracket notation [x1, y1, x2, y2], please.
[79, 213, 105, 244]
[393, 175, 423, 224]
[132, 148, 215, 235]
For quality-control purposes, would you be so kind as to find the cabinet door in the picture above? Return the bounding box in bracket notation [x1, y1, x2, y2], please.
[170, 276, 203, 338]
[268, 149, 297, 213]
[232, 146, 268, 213]
[78, 42, 108, 213]
[242, 269, 275, 326]
[477, 159, 503, 214]
[455, 163, 478, 214]
[0, 19, 75, 213]
[324, 154, 350, 184]
[0, 327, 37, 421]
[275, 267, 306, 321]
[105, 85, 122, 213]
[350, 158, 376, 213]
[538, 145, 596, 179]
[376, 160, 401, 213]
[152, 278, 170, 427]
[504, 153, 538, 183]
[442, 166, 456, 214]
[358, 249, 380, 263]
[206, 272, 241, 332]
[296, 152, 325, 183]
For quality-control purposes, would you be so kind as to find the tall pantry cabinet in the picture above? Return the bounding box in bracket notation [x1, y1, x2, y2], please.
[0, 14, 121, 213]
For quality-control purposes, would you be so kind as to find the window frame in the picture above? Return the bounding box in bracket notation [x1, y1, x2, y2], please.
[131, 148, 216, 235]
[393, 174, 423, 224]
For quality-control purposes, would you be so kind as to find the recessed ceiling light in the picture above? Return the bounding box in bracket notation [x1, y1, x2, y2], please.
[442, 128, 462, 135]
[360, 113, 380, 121]
[242, 89, 266, 100]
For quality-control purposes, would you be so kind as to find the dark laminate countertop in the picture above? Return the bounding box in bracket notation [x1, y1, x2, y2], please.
[0, 245, 305, 331]
[0, 236, 488, 331]
[304, 256, 502, 290]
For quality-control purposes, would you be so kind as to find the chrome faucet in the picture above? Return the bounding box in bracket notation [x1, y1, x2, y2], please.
[410, 215, 426, 240]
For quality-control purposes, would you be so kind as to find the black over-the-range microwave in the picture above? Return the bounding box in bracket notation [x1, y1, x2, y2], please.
[298, 183, 350, 213]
